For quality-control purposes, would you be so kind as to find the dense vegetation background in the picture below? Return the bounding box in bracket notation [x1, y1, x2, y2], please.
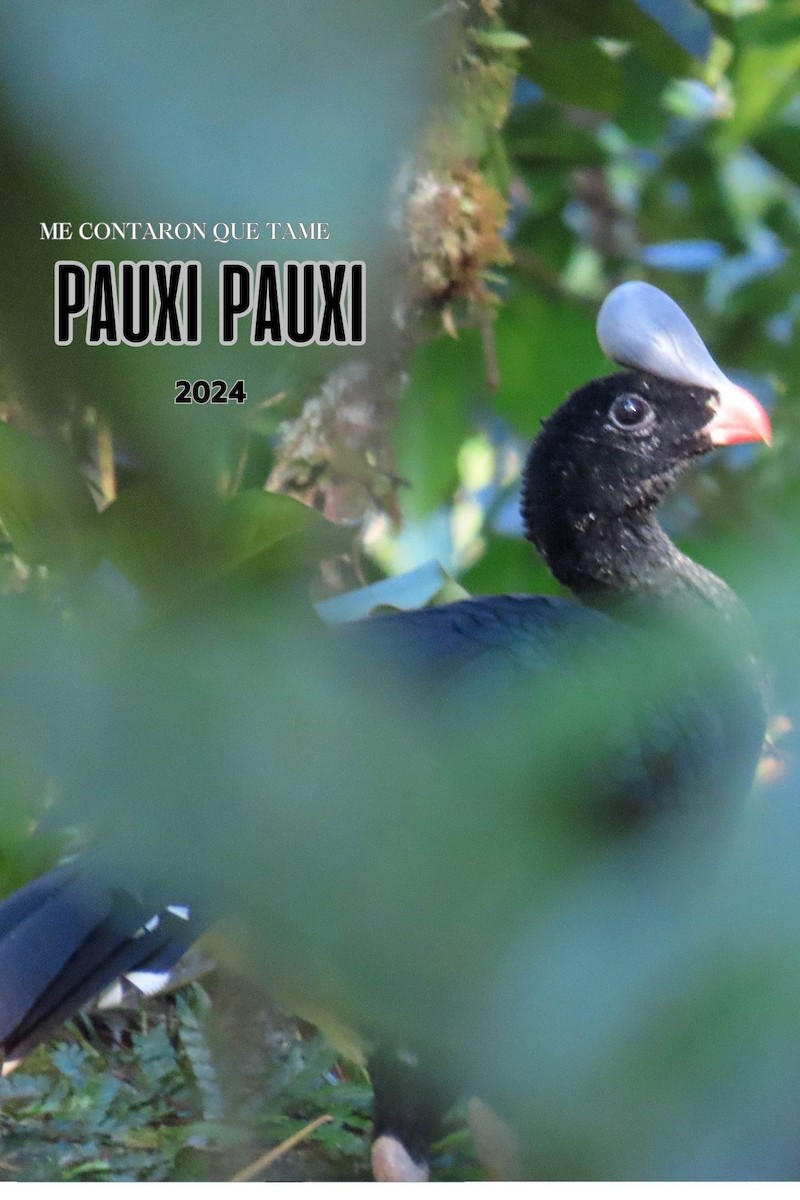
[1, 0, 800, 1181]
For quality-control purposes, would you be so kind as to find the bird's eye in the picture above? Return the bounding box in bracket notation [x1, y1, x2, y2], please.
[609, 392, 653, 431]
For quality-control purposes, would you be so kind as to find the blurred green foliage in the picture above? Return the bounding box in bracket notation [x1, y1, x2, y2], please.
[0, 0, 800, 1183]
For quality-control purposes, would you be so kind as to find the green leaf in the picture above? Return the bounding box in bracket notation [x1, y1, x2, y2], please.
[505, 2, 623, 111]
[513, 213, 576, 273]
[394, 330, 484, 518]
[0, 423, 98, 573]
[615, 49, 671, 143]
[701, 4, 735, 43]
[527, 0, 701, 74]
[131, 1024, 180, 1091]
[213, 490, 353, 581]
[469, 29, 530, 51]
[725, 36, 800, 145]
[505, 102, 605, 166]
[99, 487, 351, 603]
[51, 1044, 89, 1088]
[461, 533, 557, 598]
[638, 145, 741, 249]
[737, 4, 800, 47]
[520, 35, 622, 113]
[630, 0, 712, 61]
[492, 288, 608, 437]
[98, 487, 204, 601]
[752, 122, 800, 188]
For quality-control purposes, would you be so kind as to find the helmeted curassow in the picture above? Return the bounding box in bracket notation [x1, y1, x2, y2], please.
[0, 283, 772, 1180]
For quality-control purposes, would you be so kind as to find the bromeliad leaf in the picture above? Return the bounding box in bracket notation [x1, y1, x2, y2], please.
[317, 560, 468, 624]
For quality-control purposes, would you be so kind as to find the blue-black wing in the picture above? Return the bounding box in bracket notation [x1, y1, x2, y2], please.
[339, 592, 615, 681]
[0, 590, 764, 1065]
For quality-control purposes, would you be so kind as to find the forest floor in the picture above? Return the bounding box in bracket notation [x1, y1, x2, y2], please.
[0, 962, 482, 1182]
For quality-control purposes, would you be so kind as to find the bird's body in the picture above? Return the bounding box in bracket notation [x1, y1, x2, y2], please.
[0, 283, 773, 1178]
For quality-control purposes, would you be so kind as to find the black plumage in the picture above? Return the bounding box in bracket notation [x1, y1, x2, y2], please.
[362, 361, 770, 1176]
[0, 865, 194, 1065]
[0, 283, 772, 1178]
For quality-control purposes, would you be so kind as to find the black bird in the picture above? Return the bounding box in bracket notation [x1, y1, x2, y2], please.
[357, 282, 773, 1177]
[0, 283, 772, 1181]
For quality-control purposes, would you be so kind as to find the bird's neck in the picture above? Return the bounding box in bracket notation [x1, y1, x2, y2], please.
[529, 502, 741, 625]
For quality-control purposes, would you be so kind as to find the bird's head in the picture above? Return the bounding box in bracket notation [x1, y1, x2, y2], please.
[521, 282, 772, 592]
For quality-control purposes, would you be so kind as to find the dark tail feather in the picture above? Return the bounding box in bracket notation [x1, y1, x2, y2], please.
[0, 865, 191, 1064]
